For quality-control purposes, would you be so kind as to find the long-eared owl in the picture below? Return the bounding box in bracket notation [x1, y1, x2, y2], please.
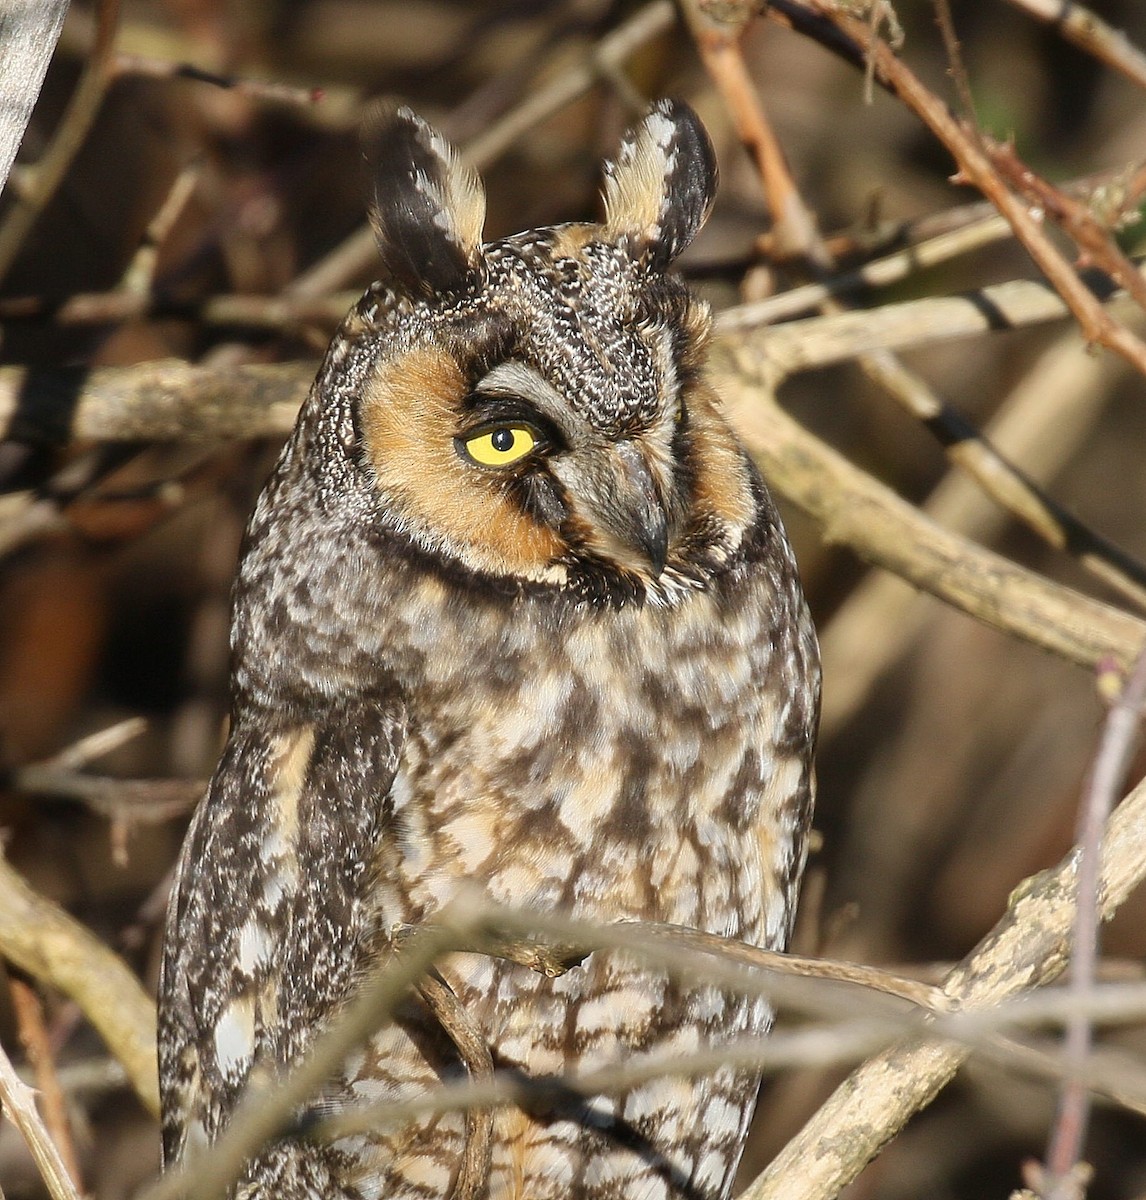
[158, 99, 820, 1200]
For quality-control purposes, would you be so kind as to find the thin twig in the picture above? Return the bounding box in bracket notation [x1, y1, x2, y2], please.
[9, 979, 83, 1191]
[856, 345, 1146, 613]
[119, 163, 202, 298]
[14, 717, 204, 828]
[681, 0, 829, 265]
[1042, 648, 1146, 1198]
[720, 212, 1015, 327]
[113, 54, 323, 106]
[317, 1020, 911, 1143]
[765, 0, 1146, 378]
[15, 767, 204, 824]
[415, 972, 494, 1200]
[988, 138, 1146, 315]
[932, 0, 979, 126]
[39, 717, 147, 771]
[312, 978, 1146, 1144]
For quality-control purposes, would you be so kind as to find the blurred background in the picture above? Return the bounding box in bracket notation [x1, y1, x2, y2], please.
[2, 0, 1146, 1196]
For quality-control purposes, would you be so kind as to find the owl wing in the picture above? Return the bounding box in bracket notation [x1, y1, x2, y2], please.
[158, 702, 406, 1165]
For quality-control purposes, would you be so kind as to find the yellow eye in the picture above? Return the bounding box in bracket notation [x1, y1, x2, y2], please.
[459, 425, 538, 468]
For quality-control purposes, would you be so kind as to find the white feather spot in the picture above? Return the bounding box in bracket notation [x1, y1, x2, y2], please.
[212, 997, 255, 1079]
[236, 920, 273, 975]
[695, 1149, 730, 1192]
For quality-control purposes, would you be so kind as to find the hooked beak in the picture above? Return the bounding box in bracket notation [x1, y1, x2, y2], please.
[612, 440, 669, 575]
[558, 439, 671, 577]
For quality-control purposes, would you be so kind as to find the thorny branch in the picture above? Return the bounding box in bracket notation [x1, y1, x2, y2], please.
[10, 977, 84, 1190]
[0, 1033, 83, 1200]
[765, 0, 1146, 376]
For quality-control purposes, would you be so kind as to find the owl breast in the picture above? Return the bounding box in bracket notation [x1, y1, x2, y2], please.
[319, 527, 816, 1200]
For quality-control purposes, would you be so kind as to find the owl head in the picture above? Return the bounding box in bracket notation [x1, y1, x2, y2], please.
[249, 99, 759, 647]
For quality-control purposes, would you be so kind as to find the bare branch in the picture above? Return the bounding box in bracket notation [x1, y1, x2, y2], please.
[765, 0, 1146, 378]
[0, 854, 159, 1116]
[0, 1032, 83, 1200]
[714, 345, 1146, 672]
[737, 764, 1146, 1200]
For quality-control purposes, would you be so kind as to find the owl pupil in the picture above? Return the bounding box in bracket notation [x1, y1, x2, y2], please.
[491, 428, 514, 452]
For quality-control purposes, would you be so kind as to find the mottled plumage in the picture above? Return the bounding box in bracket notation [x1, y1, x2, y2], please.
[159, 99, 820, 1200]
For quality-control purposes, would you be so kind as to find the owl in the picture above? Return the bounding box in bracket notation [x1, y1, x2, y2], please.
[158, 99, 820, 1200]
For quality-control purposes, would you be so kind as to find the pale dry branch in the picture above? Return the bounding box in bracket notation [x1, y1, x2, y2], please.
[0, 359, 308, 443]
[820, 330, 1128, 735]
[855, 344, 1146, 613]
[312, 980, 1146, 1144]
[713, 343, 1146, 671]
[0, 854, 159, 1116]
[737, 764, 1146, 1200]
[719, 212, 1015, 327]
[721, 268, 1143, 381]
[143, 899, 943, 1200]
[0, 1033, 83, 1200]
[143, 897, 1146, 1199]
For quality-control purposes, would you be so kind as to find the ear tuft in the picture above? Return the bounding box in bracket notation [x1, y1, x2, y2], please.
[601, 99, 718, 271]
[362, 102, 486, 298]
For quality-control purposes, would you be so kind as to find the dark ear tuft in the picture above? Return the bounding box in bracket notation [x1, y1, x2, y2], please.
[601, 99, 718, 271]
[362, 102, 486, 298]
